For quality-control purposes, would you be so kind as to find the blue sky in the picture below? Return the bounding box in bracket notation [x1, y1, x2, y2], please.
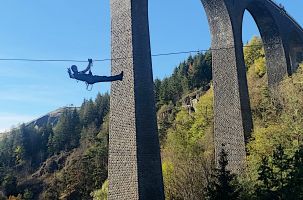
[0, 0, 302, 132]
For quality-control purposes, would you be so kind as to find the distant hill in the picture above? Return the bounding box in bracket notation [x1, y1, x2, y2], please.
[0, 132, 6, 140]
[0, 107, 79, 136]
[25, 107, 79, 128]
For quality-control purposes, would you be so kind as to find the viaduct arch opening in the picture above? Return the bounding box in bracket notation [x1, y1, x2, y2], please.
[242, 11, 269, 127]
[288, 30, 303, 73]
[241, 2, 289, 129]
[148, 0, 210, 79]
[244, 1, 288, 88]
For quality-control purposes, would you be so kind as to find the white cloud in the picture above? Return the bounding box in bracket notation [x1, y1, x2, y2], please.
[0, 113, 38, 133]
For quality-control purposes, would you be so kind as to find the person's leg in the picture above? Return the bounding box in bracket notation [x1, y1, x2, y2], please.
[91, 71, 123, 83]
[111, 71, 123, 81]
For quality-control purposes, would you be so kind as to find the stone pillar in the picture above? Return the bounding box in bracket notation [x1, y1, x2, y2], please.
[108, 0, 165, 199]
[201, 0, 252, 173]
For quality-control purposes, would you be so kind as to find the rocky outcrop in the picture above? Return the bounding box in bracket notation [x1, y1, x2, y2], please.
[181, 85, 210, 114]
[32, 152, 70, 178]
[26, 107, 78, 129]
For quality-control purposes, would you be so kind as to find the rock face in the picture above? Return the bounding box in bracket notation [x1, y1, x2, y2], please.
[26, 107, 78, 129]
[32, 152, 70, 178]
[182, 86, 210, 114]
[0, 107, 77, 141]
[108, 0, 164, 199]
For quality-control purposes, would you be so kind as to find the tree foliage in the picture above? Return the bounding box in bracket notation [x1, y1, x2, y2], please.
[244, 36, 265, 71]
[162, 88, 214, 199]
[90, 179, 108, 200]
[0, 93, 110, 199]
[155, 52, 212, 107]
[207, 148, 240, 200]
[255, 145, 303, 199]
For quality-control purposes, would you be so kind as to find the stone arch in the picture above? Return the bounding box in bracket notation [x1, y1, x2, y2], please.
[287, 30, 303, 73]
[200, 0, 290, 172]
[243, 0, 289, 87]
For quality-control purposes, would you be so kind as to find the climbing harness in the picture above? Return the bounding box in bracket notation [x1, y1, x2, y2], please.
[84, 59, 94, 91]
[85, 82, 94, 91]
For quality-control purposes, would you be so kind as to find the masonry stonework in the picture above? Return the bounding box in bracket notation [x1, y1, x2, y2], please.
[201, 0, 303, 172]
[108, 0, 164, 199]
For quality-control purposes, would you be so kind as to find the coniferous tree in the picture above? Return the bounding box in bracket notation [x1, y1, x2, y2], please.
[256, 156, 275, 199]
[51, 109, 81, 153]
[271, 145, 290, 198]
[2, 174, 18, 197]
[207, 147, 240, 200]
[80, 99, 98, 127]
[285, 145, 303, 199]
[95, 93, 110, 127]
[70, 109, 81, 148]
[39, 125, 53, 160]
[255, 145, 301, 200]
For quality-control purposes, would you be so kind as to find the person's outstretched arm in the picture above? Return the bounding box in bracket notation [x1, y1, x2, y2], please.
[68, 68, 74, 78]
[79, 59, 93, 74]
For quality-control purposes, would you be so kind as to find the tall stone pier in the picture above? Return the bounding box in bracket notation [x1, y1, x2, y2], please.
[201, 0, 303, 173]
[108, 0, 165, 199]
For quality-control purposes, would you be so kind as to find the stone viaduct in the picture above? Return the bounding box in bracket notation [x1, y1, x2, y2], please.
[108, 0, 303, 199]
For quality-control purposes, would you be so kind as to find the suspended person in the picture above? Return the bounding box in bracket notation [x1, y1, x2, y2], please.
[68, 59, 123, 85]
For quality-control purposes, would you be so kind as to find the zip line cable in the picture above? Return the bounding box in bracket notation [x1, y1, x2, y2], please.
[0, 58, 88, 63]
[0, 42, 301, 63]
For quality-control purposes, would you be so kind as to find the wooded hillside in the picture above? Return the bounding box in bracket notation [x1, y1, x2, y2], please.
[0, 37, 302, 200]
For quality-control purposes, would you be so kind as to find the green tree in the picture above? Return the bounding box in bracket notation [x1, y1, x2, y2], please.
[254, 57, 266, 77]
[284, 145, 303, 199]
[255, 145, 300, 200]
[2, 174, 18, 197]
[91, 180, 108, 200]
[95, 93, 110, 127]
[155, 52, 212, 106]
[51, 109, 81, 153]
[271, 145, 290, 197]
[207, 148, 240, 200]
[23, 189, 33, 200]
[154, 78, 162, 108]
[161, 88, 214, 199]
[244, 36, 265, 70]
[256, 156, 275, 199]
[79, 99, 98, 127]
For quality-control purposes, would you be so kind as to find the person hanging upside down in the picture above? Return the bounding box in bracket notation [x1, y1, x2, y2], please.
[68, 59, 123, 84]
